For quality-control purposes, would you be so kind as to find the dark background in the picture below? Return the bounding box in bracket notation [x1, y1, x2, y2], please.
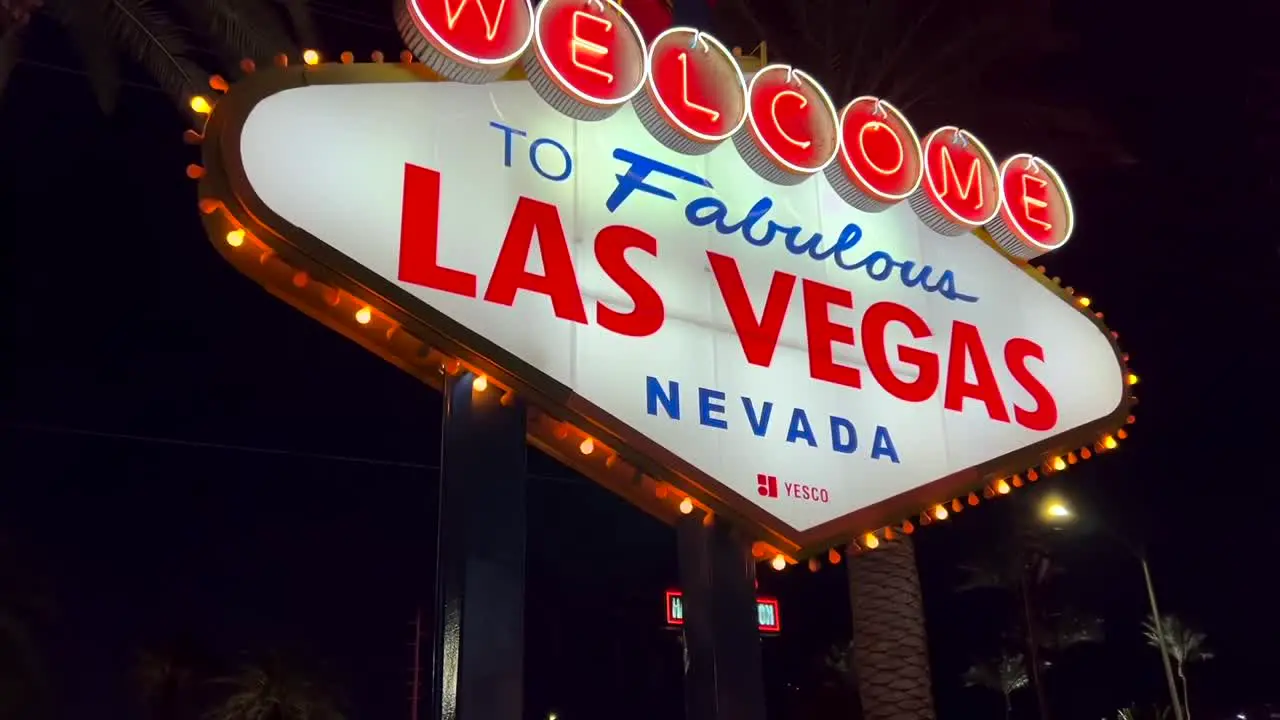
[3, 0, 1278, 719]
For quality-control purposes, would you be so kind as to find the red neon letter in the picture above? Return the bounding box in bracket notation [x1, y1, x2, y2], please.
[676, 51, 719, 123]
[1004, 337, 1058, 431]
[594, 225, 664, 337]
[707, 251, 794, 367]
[771, 90, 811, 149]
[943, 321, 1010, 423]
[858, 121, 904, 175]
[570, 10, 614, 84]
[444, 0, 508, 40]
[398, 164, 477, 297]
[937, 145, 982, 211]
[802, 279, 861, 390]
[1020, 172, 1052, 232]
[860, 301, 939, 403]
[483, 197, 588, 323]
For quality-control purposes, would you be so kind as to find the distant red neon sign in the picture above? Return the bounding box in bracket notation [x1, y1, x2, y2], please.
[665, 590, 780, 633]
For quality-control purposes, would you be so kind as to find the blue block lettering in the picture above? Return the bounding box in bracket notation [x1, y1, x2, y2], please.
[646, 376, 680, 419]
[698, 387, 728, 430]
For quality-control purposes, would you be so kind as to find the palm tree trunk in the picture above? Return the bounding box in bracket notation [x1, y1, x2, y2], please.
[1178, 664, 1191, 720]
[845, 537, 936, 720]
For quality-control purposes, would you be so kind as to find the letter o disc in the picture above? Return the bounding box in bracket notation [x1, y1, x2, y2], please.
[825, 97, 923, 213]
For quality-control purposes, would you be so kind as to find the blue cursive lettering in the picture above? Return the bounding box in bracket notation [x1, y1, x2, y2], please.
[607, 147, 978, 304]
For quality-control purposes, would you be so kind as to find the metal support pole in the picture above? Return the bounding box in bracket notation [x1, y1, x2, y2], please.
[676, 515, 767, 720]
[1141, 557, 1186, 720]
[431, 372, 527, 720]
[1019, 561, 1050, 720]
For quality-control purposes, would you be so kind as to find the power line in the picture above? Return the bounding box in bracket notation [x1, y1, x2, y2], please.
[3, 422, 586, 485]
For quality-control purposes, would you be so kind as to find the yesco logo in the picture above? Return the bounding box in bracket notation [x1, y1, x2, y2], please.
[756, 474, 830, 504]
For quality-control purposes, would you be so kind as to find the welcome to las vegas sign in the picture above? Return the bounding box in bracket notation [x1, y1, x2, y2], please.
[189, 0, 1134, 559]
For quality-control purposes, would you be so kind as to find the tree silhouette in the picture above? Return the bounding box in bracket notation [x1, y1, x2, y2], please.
[1143, 614, 1212, 720]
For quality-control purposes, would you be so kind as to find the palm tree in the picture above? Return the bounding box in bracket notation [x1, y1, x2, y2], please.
[208, 654, 346, 720]
[1143, 614, 1212, 720]
[136, 636, 215, 720]
[845, 537, 933, 720]
[0, 0, 317, 113]
[962, 652, 1030, 720]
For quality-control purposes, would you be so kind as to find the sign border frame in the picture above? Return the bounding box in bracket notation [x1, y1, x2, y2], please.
[196, 61, 1134, 557]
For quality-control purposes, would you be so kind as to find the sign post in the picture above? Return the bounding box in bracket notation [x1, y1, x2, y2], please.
[186, 0, 1139, 716]
[433, 372, 527, 720]
[676, 515, 766, 720]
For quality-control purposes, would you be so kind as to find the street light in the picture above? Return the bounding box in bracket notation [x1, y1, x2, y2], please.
[1032, 495, 1185, 720]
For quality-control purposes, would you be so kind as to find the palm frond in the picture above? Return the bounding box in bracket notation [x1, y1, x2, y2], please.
[278, 0, 316, 50]
[177, 0, 295, 64]
[1143, 614, 1213, 665]
[101, 0, 206, 99]
[44, 0, 123, 113]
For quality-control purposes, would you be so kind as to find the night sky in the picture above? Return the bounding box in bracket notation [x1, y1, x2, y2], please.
[3, 1, 1278, 720]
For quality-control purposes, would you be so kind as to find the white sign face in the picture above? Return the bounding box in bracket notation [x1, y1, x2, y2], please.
[235, 81, 1124, 533]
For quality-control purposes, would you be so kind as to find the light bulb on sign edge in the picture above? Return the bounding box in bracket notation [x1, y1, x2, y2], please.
[934, 505, 948, 521]
[678, 497, 693, 514]
[863, 533, 880, 549]
[579, 437, 594, 455]
[225, 229, 246, 247]
[190, 95, 212, 114]
[827, 547, 842, 564]
[355, 306, 373, 325]
[1127, 373, 1139, 386]
[302, 49, 320, 65]
[996, 479, 1011, 495]
[771, 554, 786, 571]
[472, 375, 488, 392]
[1051, 456, 1067, 471]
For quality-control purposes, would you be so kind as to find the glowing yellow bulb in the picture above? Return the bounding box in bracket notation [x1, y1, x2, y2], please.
[355, 306, 372, 325]
[1051, 456, 1066, 471]
[579, 437, 594, 455]
[225, 229, 245, 247]
[1077, 296, 1091, 307]
[771, 554, 786, 571]
[472, 375, 488, 392]
[190, 95, 212, 114]
[302, 49, 320, 65]
[679, 497, 694, 514]
[996, 479, 1011, 495]
[1127, 373, 1139, 386]
[1101, 435, 1116, 449]
[863, 533, 880, 550]
[934, 504, 948, 521]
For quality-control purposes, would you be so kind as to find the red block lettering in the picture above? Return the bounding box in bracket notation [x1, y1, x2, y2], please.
[802, 279, 861, 390]
[1004, 337, 1058, 431]
[398, 164, 478, 297]
[595, 225, 664, 337]
[861, 301, 939, 403]
[943, 321, 1010, 423]
[483, 197, 588, 324]
[707, 251, 794, 367]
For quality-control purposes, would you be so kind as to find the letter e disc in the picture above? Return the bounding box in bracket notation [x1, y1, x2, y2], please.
[398, 0, 534, 83]
[908, 126, 1000, 236]
[825, 97, 923, 213]
[986, 153, 1074, 260]
[634, 28, 747, 155]
[732, 65, 839, 185]
[524, 0, 647, 121]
